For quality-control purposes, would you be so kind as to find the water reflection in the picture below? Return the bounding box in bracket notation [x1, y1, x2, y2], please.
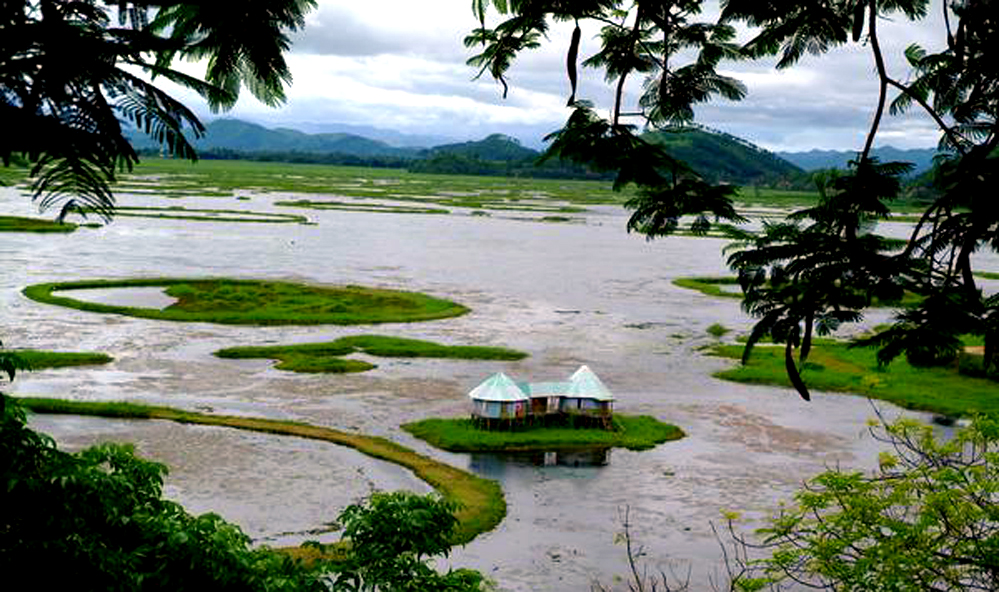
[470, 447, 611, 476]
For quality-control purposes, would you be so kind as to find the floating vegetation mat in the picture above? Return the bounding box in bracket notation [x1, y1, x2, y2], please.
[76, 206, 309, 224]
[215, 334, 527, 373]
[23, 278, 470, 325]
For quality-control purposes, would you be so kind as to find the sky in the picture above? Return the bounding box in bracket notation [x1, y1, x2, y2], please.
[175, 1, 951, 152]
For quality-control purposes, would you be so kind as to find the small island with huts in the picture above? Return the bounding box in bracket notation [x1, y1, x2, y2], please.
[467, 365, 615, 429]
[402, 366, 685, 453]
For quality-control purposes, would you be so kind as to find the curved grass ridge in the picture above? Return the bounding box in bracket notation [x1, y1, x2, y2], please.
[22, 278, 470, 326]
[402, 415, 685, 452]
[16, 397, 505, 548]
[215, 334, 528, 373]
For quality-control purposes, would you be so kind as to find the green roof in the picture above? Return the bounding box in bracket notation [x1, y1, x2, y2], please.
[468, 372, 528, 402]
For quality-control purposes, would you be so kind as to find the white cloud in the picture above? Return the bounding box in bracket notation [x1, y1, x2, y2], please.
[147, 0, 953, 151]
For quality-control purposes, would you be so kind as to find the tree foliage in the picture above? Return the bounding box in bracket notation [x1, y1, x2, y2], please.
[727, 416, 999, 591]
[470, 0, 999, 400]
[1, 0, 315, 220]
[329, 491, 487, 592]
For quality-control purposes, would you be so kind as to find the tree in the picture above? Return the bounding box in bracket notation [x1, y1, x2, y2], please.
[326, 491, 487, 592]
[1, 0, 315, 220]
[724, 415, 999, 591]
[468, 0, 999, 400]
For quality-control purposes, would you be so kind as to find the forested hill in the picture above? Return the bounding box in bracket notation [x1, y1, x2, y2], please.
[420, 133, 538, 161]
[412, 128, 802, 184]
[644, 127, 802, 184]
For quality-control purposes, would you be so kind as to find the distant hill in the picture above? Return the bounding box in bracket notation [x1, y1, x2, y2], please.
[420, 133, 539, 162]
[279, 121, 455, 148]
[778, 146, 939, 174]
[644, 127, 803, 184]
[130, 119, 419, 158]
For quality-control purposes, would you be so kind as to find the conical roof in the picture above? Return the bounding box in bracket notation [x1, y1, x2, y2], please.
[468, 372, 528, 402]
[569, 365, 614, 401]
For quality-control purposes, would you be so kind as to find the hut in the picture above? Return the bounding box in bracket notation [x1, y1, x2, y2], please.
[559, 365, 615, 427]
[468, 372, 529, 429]
[519, 380, 569, 422]
[469, 366, 615, 429]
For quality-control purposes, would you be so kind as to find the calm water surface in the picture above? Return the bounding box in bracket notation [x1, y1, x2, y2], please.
[3, 185, 991, 591]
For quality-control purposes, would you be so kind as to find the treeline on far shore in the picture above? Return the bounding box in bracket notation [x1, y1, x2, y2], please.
[137, 147, 615, 181]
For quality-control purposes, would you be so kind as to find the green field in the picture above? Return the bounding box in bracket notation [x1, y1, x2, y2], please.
[23, 278, 470, 325]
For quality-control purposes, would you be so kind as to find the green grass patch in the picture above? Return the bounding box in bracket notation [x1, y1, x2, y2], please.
[14, 350, 113, 369]
[975, 271, 999, 280]
[0, 215, 78, 233]
[215, 335, 526, 374]
[23, 278, 470, 326]
[402, 414, 684, 453]
[16, 397, 506, 548]
[709, 341, 999, 417]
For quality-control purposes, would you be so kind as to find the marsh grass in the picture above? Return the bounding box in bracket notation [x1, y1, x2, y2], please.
[0, 215, 77, 233]
[706, 323, 730, 338]
[673, 276, 742, 299]
[124, 160, 624, 211]
[216, 335, 527, 373]
[402, 415, 685, 452]
[16, 397, 506, 549]
[76, 206, 309, 224]
[14, 350, 113, 369]
[674, 275, 923, 307]
[710, 341, 999, 416]
[274, 200, 448, 215]
[23, 278, 470, 325]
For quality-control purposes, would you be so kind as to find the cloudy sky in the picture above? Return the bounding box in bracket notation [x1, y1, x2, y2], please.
[181, 1, 951, 152]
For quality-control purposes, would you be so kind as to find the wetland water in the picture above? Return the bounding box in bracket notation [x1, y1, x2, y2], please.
[3, 183, 993, 591]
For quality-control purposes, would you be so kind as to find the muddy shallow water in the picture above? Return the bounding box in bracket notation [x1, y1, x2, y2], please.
[4, 186, 993, 591]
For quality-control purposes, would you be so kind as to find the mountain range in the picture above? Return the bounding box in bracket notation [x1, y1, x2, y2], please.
[130, 118, 938, 180]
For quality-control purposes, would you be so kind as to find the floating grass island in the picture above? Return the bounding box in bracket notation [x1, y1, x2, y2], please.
[23, 278, 470, 325]
[0, 215, 79, 233]
[402, 415, 685, 453]
[710, 341, 999, 417]
[216, 335, 527, 373]
[15, 397, 505, 548]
